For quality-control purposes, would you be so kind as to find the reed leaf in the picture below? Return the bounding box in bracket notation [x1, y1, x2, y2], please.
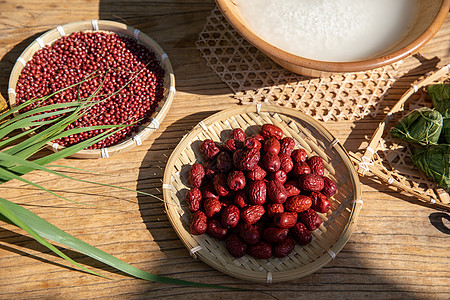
[0, 198, 235, 289]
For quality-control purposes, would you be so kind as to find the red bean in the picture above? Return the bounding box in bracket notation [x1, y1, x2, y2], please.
[16, 31, 165, 149]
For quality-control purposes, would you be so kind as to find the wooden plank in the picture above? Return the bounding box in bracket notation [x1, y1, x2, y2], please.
[0, 1, 449, 299]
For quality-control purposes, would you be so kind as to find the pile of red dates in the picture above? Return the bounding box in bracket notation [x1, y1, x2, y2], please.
[186, 124, 337, 259]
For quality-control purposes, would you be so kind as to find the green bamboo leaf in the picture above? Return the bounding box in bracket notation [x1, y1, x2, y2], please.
[0, 198, 236, 290]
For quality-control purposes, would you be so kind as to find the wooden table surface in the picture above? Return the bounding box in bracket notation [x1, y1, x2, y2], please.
[0, 1, 449, 299]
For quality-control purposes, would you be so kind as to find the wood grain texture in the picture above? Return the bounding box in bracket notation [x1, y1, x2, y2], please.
[0, 1, 449, 299]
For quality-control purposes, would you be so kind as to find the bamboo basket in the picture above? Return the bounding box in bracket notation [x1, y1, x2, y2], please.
[8, 20, 175, 159]
[215, 0, 450, 76]
[352, 64, 450, 212]
[162, 105, 362, 283]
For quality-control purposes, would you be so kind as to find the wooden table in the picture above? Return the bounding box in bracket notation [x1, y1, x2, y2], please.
[0, 1, 449, 299]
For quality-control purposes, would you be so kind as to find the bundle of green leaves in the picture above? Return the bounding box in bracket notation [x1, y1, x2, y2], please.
[390, 84, 450, 189]
[0, 73, 234, 290]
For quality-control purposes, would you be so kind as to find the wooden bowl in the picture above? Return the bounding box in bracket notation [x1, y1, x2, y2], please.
[8, 20, 175, 158]
[215, 0, 450, 77]
[162, 105, 362, 283]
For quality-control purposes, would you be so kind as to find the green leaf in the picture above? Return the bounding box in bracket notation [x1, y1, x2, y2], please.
[427, 84, 450, 113]
[0, 198, 105, 278]
[390, 107, 443, 145]
[0, 197, 236, 290]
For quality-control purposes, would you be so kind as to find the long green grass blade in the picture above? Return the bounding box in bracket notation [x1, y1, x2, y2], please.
[0, 198, 106, 278]
[0, 198, 236, 289]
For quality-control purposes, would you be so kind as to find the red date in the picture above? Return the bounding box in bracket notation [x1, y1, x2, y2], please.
[231, 128, 246, 141]
[321, 177, 337, 197]
[233, 148, 260, 171]
[222, 138, 243, 153]
[280, 137, 295, 156]
[291, 148, 308, 163]
[310, 192, 331, 213]
[244, 137, 262, 151]
[200, 139, 220, 160]
[213, 173, 230, 197]
[264, 137, 280, 155]
[274, 212, 297, 229]
[248, 180, 267, 205]
[227, 170, 246, 191]
[307, 156, 325, 176]
[184, 188, 202, 212]
[226, 233, 247, 258]
[285, 195, 312, 213]
[266, 203, 284, 218]
[284, 180, 301, 197]
[270, 169, 287, 184]
[267, 180, 288, 204]
[298, 174, 325, 192]
[189, 210, 207, 235]
[292, 162, 311, 177]
[207, 219, 228, 240]
[239, 223, 261, 245]
[299, 208, 322, 231]
[188, 163, 205, 188]
[201, 181, 219, 200]
[203, 197, 222, 217]
[260, 124, 283, 140]
[262, 152, 281, 172]
[234, 189, 249, 208]
[216, 151, 233, 173]
[246, 164, 267, 181]
[248, 241, 273, 259]
[274, 237, 295, 258]
[279, 153, 294, 173]
[241, 205, 265, 225]
[221, 205, 240, 229]
[290, 222, 312, 245]
[262, 227, 289, 243]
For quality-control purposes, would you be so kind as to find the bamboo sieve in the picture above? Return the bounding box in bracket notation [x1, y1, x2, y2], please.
[162, 105, 362, 283]
[352, 64, 450, 212]
[8, 20, 175, 159]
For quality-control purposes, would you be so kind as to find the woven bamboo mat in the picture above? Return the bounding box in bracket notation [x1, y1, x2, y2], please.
[196, 7, 403, 122]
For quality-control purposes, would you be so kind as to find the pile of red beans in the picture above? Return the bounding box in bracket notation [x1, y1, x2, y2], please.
[186, 124, 338, 259]
[16, 31, 165, 149]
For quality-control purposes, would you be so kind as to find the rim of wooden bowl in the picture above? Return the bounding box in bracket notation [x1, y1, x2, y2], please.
[162, 105, 362, 283]
[215, 0, 450, 74]
[8, 20, 175, 158]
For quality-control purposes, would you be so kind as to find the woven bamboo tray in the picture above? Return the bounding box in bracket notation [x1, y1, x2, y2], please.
[352, 64, 450, 212]
[162, 105, 362, 283]
[7, 20, 175, 159]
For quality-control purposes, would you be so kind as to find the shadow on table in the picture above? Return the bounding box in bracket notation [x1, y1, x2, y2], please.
[0, 227, 131, 277]
[98, 0, 232, 97]
[0, 31, 46, 106]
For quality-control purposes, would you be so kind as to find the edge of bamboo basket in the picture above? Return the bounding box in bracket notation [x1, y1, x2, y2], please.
[7, 20, 175, 159]
[353, 63, 450, 211]
[162, 104, 362, 283]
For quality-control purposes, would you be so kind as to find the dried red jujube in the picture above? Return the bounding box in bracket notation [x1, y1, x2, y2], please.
[188, 163, 205, 188]
[189, 210, 207, 235]
[213, 173, 230, 197]
[260, 124, 283, 140]
[200, 139, 220, 160]
[307, 156, 325, 176]
[207, 219, 228, 240]
[221, 205, 240, 229]
[184, 188, 202, 212]
[226, 233, 247, 258]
